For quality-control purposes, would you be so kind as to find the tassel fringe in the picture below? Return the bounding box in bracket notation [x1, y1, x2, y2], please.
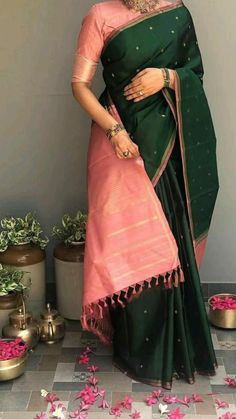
[81, 265, 185, 345]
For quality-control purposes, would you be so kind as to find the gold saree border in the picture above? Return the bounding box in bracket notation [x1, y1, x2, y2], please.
[102, 0, 184, 55]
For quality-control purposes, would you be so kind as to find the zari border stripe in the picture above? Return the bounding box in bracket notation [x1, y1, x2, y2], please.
[102, 0, 184, 54]
[151, 126, 177, 187]
[174, 71, 195, 243]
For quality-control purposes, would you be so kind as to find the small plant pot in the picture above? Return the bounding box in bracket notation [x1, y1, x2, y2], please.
[208, 293, 236, 329]
[0, 340, 29, 381]
[0, 292, 22, 337]
[54, 242, 85, 320]
[0, 244, 46, 317]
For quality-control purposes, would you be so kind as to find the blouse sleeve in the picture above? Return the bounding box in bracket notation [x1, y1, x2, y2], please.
[71, 4, 104, 84]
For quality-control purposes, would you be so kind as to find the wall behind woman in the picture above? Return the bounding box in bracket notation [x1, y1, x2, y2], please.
[0, 0, 235, 284]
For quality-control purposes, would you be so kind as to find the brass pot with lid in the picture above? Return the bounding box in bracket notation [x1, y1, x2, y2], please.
[38, 303, 65, 344]
[2, 297, 40, 349]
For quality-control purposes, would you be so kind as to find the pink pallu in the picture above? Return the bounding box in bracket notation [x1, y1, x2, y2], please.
[81, 112, 184, 344]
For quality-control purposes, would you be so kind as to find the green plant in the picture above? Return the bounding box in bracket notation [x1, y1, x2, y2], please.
[52, 211, 87, 245]
[0, 264, 31, 296]
[0, 212, 49, 252]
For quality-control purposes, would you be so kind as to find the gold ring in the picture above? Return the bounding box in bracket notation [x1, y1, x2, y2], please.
[123, 150, 130, 157]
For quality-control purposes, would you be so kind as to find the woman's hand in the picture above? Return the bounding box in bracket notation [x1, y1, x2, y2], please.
[110, 129, 140, 159]
[123, 68, 175, 102]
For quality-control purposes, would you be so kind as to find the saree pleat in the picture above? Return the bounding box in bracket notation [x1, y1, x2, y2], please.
[110, 139, 217, 388]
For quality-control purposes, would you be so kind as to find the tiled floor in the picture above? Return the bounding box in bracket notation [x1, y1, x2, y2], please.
[0, 313, 236, 419]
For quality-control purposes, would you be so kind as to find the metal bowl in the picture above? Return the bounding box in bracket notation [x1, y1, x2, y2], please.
[0, 339, 29, 381]
[208, 293, 236, 329]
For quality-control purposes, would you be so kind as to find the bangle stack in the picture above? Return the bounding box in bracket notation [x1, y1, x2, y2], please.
[161, 67, 171, 88]
[105, 123, 125, 140]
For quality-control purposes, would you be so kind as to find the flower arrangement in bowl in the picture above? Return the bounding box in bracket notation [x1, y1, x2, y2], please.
[0, 212, 49, 252]
[208, 293, 236, 329]
[52, 210, 87, 246]
[0, 337, 29, 381]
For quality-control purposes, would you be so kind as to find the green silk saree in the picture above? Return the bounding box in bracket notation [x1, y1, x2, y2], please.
[96, 0, 219, 388]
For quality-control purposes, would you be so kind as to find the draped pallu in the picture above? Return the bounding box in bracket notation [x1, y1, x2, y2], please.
[81, 1, 219, 344]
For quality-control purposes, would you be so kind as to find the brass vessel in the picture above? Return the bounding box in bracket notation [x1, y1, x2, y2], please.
[38, 303, 65, 344]
[2, 297, 39, 348]
[208, 293, 236, 329]
[0, 339, 29, 381]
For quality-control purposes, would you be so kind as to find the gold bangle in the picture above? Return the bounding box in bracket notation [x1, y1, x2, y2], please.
[106, 123, 125, 140]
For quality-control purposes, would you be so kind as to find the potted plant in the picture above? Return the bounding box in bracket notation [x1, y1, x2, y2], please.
[52, 211, 87, 320]
[0, 264, 31, 336]
[0, 212, 49, 316]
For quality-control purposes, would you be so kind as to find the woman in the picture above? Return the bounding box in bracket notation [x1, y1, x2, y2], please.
[71, 0, 219, 389]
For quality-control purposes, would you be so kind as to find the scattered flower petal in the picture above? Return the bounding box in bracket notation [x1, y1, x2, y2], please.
[121, 395, 133, 410]
[87, 364, 99, 373]
[145, 395, 157, 406]
[168, 407, 186, 419]
[110, 405, 122, 417]
[218, 413, 236, 419]
[35, 413, 48, 419]
[78, 354, 90, 365]
[159, 403, 170, 416]
[46, 393, 60, 403]
[224, 377, 236, 387]
[163, 395, 178, 404]
[215, 398, 230, 409]
[88, 376, 99, 387]
[99, 398, 110, 409]
[40, 389, 49, 398]
[177, 395, 191, 407]
[129, 411, 141, 419]
[192, 393, 203, 402]
[152, 390, 163, 399]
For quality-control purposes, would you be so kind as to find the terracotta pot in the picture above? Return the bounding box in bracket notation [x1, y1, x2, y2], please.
[53, 242, 85, 320]
[0, 292, 22, 337]
[0, 244, 46, 317]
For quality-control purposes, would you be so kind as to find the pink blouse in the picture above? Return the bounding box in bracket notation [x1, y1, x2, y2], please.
[71, 0, 172, 84]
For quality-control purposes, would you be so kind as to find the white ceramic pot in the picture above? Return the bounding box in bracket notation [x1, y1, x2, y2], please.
[53, 242, 85, 320]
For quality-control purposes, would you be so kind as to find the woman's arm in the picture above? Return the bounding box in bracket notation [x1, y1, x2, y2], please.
[71, 81, 140, 159]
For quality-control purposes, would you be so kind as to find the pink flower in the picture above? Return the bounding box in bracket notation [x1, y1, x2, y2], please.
[129, 411, 141, 419]
[163, 395, 178, 404]
[69, 410, 88, 419]
[224, 377, 236, 387]
[215, 398, 230, 409]
[218, 413, 236, 419]
[168, 407, 186, 419]
[49, 402, 66, 414]
[35, 413, 48, 419]
[177, 395, 191, 407]
[94, 387, 106, 398]
[78, 354, 90, 365]
[84, 346, 92, 354]
[191, 393, 203, 402]
[121, 395, 133, 410]
[145, 395, 157, 406]
[87, 376, 99, 387]
[75, 385, 92, 400]
[79, 401, 90, 411]
[110, 406, 122, 417]
[87, 364, 99, 373]
[152, 390, 163, 399]
[46, 393, 60, 403]
[83, 392, 95, 405]
[98, 398, 110, 409]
